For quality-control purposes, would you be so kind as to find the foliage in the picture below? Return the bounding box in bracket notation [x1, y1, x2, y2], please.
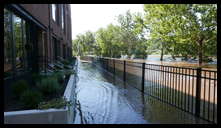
[31, 73, 43, 82]
[143, 4, 217, 63]
[53, 71, 65, 84]
[12, 80, 29, 96]
[61, 59, 71, 65]
[38, 97, 72, 109]
[20, 89, 43, 109]
[72, 31, 96, 56]
[72, 4, 217, 64]
[37, 77, 61, 96]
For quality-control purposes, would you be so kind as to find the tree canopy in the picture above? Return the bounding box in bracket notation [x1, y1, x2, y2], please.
[72, 4, 217, 65]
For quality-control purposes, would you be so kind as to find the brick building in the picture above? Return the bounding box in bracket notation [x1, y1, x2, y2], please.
[4, 4, 72, 77]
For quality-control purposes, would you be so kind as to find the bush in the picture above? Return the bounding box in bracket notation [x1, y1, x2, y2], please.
[12, 80, 29, 96]
[20, 90, 43, 109]
[64, 65, 72, 69]
[62, 60, 70, 65]
[37, 77, 61, 95]
[53, 72, 65, 84]
[38, 97, 72, 109]
[31, 73, 42, 82]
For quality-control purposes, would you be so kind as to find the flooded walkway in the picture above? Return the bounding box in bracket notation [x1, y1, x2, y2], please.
[73, 61, 209, 124]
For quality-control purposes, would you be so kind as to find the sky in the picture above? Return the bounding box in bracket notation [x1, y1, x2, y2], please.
[70, 4, 144, 40]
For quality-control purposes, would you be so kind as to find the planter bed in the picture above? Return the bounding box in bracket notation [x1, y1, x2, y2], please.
[4, 59, 78, 124]
[4, 74, 77, 124]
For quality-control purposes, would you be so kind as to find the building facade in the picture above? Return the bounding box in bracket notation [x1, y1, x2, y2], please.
[4, 4, 72, 78]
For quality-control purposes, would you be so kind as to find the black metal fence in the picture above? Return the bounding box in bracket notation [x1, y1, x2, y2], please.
[89, 56, 217, 124]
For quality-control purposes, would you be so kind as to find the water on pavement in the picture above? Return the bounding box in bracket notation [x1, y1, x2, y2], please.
[73, 61, 209, 124]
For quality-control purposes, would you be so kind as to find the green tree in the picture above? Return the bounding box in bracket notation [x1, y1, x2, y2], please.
[72, 31, 96, 56]
[143, 4, 217, 65]
[96, 24, 123, 57]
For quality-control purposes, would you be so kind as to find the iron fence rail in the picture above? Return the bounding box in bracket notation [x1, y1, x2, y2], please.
[89, 57, 217, 124]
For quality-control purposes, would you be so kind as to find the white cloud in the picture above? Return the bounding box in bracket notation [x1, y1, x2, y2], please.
[71, 4, 144, 40]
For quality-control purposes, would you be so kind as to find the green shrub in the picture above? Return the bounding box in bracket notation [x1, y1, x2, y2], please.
[31, 73, 42, 82]
[38, 97, 72, 109]
[62, 59, 71, 65]
[12, 80, 29, 96]
[53, 72, 65, 83]
[20, 90, 43, 109]
[37, 77, 61, 95]
[64, 65, 72, 69]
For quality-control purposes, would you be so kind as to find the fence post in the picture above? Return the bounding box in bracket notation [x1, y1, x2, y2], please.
[142, 63, 145, 93]
[123, 60, 126, 82]
[113, 59, 115, 75]
[195, 67, 202, 117]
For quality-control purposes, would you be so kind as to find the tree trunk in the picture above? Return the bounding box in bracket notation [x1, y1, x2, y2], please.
[172, 54, 176, 60]
[160, 47, 164, 61]
[198, 37, 204, 66]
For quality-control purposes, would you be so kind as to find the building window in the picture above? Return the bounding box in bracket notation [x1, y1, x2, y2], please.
[52, 4, 56, 22]
[14, 14, 26, 72]
[4, 9, 13, 77]
[61, 4, 64, 30]
[4, 8, 28, 78]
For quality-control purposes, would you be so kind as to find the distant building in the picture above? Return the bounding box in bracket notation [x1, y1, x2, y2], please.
[4, 4, 72, 77]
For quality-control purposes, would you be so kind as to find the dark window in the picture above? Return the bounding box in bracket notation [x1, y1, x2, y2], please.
[4, 8, 27, 78]
[13, 14, 26, 72]
[4, 9, 13, 77]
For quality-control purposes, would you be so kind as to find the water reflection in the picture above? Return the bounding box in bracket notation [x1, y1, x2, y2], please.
[74, 62, 147, 124]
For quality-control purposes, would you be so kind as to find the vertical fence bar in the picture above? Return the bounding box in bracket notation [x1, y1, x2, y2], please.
[164, 66, 167, 102]
[160, 65, 164, 100]
[142, 63, 145, 93]
[184, 69, 187, 111]
[181, 68, 184, 109]
[188, 69, 190, 112]
[195, 67, 202, 117]
[148, 65, 151, 95]
[123, 60, 126, 82]
[175, 67, 177, 107]
[192, 69, 194, 113]
[169, 67, 173, 104]
[178, 67, 181, 107]
[213, 72, 216, 122]
[172, 67, 174, 105]
[167, 67, 169, 103]
[208, 71, 211, 121]
[158, 66, 160, 100]
[113, 59, 115, 75]
[165, 66, 168, 102]
[151, 65, 153, 96]
[155, 65, 157, 97]
[154, 65, 156, 97]
[203, 71, 206, 118]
